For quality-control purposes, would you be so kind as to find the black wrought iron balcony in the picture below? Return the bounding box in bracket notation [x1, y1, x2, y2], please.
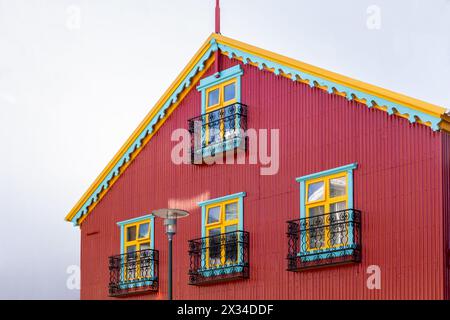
[188, 230, 250, 285]
[108, 249, 159, 297]
[188, 102, 248, 163]
[287, 209, 361, 271]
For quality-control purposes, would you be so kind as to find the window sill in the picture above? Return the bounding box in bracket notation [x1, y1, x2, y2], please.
[189, 263, 249, 286]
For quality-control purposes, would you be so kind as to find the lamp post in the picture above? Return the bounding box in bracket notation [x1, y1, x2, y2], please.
[152, 209, 189, 300]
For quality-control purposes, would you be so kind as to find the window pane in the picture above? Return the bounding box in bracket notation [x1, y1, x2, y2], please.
[208, 88, 219, 107]
[330, 201, 347, 213]
[329, 201, 347, 246]
[330, 176, 346, 198]
[307, 181, 324, 202]
[138, 223, 150, 239]
[225, 202, 238, 221]
[139, 243, 151, 278]
[224, 83, 236, 102]
[127, 226, 136, 242]
[208, 228, 222, 267]
[126, 245, 136, 253]
[308, 206, 325, 249]
[225, 224, 237, 233]
[207, 206, 221, 224]
[225, 224, 238, 264]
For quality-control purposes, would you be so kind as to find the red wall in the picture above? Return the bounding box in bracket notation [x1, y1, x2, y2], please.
[443, 132, 450, 300]
[80, 55, 446, 300]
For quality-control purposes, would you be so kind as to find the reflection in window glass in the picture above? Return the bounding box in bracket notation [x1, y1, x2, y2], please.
[330, 201, 347, 246]
[208, 89, 219, 107]
[330, 177, 346, 198]
[225, 224, 238, 264]
[208, 228, 222, 267]
[308, 206, 325, 249]
[126, 245, 136, 253]
[138, 223, 150, 239]
[225, 202, 238, 221]
[207, 206, 221, 224]
[139, 242, 151, 251]
[127, 226, 136, 241]
[330, 201, 346, 213]
[224, 83, 236, 102]
[308, 181, 325, 202]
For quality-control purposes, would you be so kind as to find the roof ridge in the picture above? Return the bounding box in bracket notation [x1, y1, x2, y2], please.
[65, 33, 448, 226]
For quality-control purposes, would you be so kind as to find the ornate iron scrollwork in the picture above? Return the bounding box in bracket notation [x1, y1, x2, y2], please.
[287, 209, 361, 271]
[108, 249, 159, 297]
[188, 230, 250, 285]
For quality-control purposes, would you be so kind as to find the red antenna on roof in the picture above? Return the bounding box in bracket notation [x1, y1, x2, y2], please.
[215, 0, 221, 34]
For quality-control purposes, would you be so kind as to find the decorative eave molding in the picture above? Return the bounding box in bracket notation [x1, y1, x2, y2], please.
[215, 41, 444, 131]
[66, 36, 219, 225]
[66, 33, 448, 227]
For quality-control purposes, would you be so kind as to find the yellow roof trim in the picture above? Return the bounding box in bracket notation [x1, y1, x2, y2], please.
[66, 33, 448, 225]
[213, 34, 446, 118]
[65, 34, 216, 222]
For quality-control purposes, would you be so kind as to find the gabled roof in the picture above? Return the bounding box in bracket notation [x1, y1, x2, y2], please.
[65, 33, 448, 226]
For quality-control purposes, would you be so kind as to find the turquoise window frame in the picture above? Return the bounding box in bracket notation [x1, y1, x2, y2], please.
[196, 65, 244, 158]
[117, 215, 156, 288]
[296, 163, 358, 262]
[197, 192, 246, 276]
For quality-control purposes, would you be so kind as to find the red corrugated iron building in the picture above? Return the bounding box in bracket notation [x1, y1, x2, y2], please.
[65, 32, 450, 300]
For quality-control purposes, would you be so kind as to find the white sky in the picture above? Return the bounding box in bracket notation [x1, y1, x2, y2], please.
[0, 0, 449, 299]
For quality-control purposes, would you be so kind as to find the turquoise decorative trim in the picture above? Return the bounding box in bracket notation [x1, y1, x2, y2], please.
[297, 164, 358, 261]
[198, 265, 244, 278]
[217, 43, 441, 131]
[198, 192, 247, 207]
[197, 65, 243, 91]
[71, 40, 220, 225]
[297, 245, 357, 261]
[117, 214, 155, 227]
[118, 214, 156, 281]
[73, 35, 441, 227]
[198, 65, 243, 115]
[199, 191, 246, 232]
[196, 65, 244, 160]
[296, 163, 358, 183]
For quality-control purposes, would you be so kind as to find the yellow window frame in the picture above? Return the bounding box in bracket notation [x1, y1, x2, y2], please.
[123, 219, 151, 281]
[204, 199, 239, 268]
[305, 172, 348, 251]
[205, 79, 238, 145]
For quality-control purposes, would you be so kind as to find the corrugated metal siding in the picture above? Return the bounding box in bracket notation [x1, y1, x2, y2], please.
[443, 132, 450, 300]
[80, 55, 445, 300]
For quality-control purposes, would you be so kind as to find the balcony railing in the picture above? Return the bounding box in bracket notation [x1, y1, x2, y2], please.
[188, 230, 250, 285]
[188, 103, 248, 163]
[287, 209, 361, 271]
[108, 249, 159, 297]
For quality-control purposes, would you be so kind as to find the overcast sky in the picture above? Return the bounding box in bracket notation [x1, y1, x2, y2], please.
[0, 0, 449, 299]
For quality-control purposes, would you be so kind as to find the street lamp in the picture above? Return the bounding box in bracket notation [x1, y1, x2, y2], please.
[152, 208, 189, 300]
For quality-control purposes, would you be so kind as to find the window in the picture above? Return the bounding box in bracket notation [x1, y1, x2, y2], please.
[305, 173, 348, 250]
[188, 192, 249, 285]
[296, 163, 358, 254]
[192, 65, 245, 159]
[116, 215, 155, 283]
[204, 78, 238, 146]
[205, 79, 237, 112]
[199, 192, 246, 270]
[205, 200, 239, 268]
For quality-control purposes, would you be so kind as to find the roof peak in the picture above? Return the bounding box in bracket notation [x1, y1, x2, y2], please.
[65, 34, 448, 226]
